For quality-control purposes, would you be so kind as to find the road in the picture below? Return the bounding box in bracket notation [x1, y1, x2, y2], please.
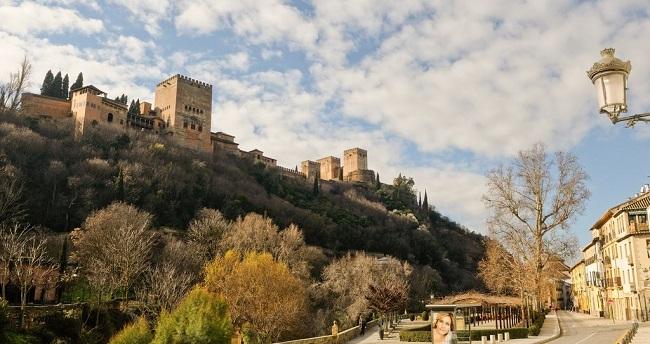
[548, 311, 632, 344]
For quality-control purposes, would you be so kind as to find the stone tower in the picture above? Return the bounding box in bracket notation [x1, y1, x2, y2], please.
[343, 148, 367, 177]
[317, 156, 341, 180]
[155, 74, 212, 152]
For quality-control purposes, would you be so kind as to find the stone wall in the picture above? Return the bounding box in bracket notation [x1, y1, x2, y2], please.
[274, 319, 378, 344]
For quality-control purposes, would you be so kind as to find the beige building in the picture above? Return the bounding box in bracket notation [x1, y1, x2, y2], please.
[211, 132, 240, 155]
[154, 75, 212, 152]
[301, 160, 320, 180]
[317, 156, 341, 180]
[589, 187, 650, 321]
[20, 93, 71, 119]
[70, 85, 128, 137]
[570, 260, 589, 313]
[582, 238, 605, 317]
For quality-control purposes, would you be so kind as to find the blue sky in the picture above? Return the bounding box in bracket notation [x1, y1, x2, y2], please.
[1, 0, 650, 257]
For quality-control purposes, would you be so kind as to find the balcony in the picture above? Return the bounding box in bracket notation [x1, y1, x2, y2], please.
[645, 280, 650, 288]
[615, 277, 622, 288]
[629, 282, 636, 291]
[629, 222, 649, 233]
[627, 255, 634, 265]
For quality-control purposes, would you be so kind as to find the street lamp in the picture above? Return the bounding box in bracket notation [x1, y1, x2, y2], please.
[587, 48, 650, 126]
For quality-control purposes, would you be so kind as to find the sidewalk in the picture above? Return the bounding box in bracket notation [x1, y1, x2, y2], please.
[507, 311, 560, 344]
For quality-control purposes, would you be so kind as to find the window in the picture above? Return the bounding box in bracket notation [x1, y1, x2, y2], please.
[120, 119, 123, 125]
[198, 125, 203, 132]
[646, 239, 650, 258]
[191, 123, 196, 130]
[107, 113, 113, 122]
[640, 214, 647, 223]
[183, 121, 188, 128]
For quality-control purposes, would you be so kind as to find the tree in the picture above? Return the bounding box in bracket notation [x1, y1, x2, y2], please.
[422, 190, 428, 210]
[40, 70, 54, 96]
[0, 163, 27, 225]
[321, 252, 411, 327]
[483, 143, 589, 305]
[62, 74, 69, 99]
[70, 72, 83, 92]
[365, 275, 408, 324]
[478, 239, 531, 297]
[128, 100, 136, 116]
[187, 208, 230, 262]
[52, 71, 63, 98]
[375, 172, 381, 189]
[152, 288, 232, 344]
[0, 56, 32, 111]
[136, 262, 194, 319]
[10, 225, 58, 328]
[109, 316, 152, 344]
[312, 175, 319, 195]
[71, 202, 155, 302]
[204, 251, 308, 343]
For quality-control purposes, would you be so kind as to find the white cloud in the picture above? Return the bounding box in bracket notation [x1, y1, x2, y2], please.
[106, 35, 156, 62]
[0, 2, 103, 36]
[108, 0, 172, 36]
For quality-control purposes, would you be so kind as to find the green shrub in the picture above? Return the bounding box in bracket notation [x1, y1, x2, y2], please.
[400, 327, 528, 342]
[528, 324, 539, 336]
[152, 288, 232, 344]
[409, 313, 415, 321]
[109, 317, 152, 344]
[421, 311, 429, 321]
[36, 310, 82, 341]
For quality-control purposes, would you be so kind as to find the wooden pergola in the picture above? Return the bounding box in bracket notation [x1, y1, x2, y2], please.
[430, 292, 525, 332]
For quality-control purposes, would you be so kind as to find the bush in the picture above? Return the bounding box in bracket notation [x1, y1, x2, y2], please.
[528, 324, 539, 336]
[152, 288, 232, 344]
[36, 310, 82, 341]
[421, 311, 429, 321]
[409, 313, 415, 321]
[400, 327, 528, 342]
[109, 317, 152, 344]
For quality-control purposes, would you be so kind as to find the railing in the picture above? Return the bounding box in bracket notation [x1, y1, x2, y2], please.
[629, 222, 649, 233]
[614, 321, 638, 344]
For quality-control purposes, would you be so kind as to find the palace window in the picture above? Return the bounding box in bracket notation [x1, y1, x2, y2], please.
[191, 123, 196, 130]
[183, 121, 188, 128]
[198, 125, 202, 132]
[107, 113, 113, 122]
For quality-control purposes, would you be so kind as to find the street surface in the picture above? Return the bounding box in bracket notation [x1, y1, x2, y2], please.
[548, 311, 632, 344]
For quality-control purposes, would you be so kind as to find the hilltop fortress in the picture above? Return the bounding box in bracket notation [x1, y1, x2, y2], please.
[21, 74, 376, 184]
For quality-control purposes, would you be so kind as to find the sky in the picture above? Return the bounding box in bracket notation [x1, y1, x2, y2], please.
[1, 0, 650, 256]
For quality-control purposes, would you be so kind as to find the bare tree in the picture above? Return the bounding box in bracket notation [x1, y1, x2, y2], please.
[483, 143, 588, 305]
[9, 225, 58, 328]
[322, 252, 411, 328]
[365, 276, 409, 324]
[136, 262, 194, 320]
[0, 223, 27, 299]
[187, 208, 230, 262]
[0, 163, 27, 226]
[0, 56, 32, 112]
[71, 202, 155, 303]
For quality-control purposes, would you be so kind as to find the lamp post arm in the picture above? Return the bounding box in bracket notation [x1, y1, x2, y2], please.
[613, 112, 650, 127]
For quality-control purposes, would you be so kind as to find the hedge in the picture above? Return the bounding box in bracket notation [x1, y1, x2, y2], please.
[400, 328, 528, 342]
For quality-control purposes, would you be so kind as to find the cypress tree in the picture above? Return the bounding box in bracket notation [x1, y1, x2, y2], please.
[70, 72, 83, 91]
[375, 172, 381, 189]
[128, 100, 136, 116]
[418, 192, 422, 208]
[135, 98, 140, 114]
[62, 73, 69, 99]
[312, 175, 319, 195]
[40, 70, 54, 96]
[51, 71, 63, 98]
[422, 190, 429, 211]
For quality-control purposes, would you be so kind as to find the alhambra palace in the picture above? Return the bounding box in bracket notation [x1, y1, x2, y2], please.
[21, 74, 376, 184]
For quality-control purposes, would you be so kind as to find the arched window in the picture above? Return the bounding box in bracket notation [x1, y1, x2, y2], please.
[107, 113, 114, 122]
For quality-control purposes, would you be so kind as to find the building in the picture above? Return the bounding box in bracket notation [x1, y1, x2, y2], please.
[342, 148, 375, 183]
[20, 93, 71, 119]
[317, 156, 341, 181]
[582, 238, 605, 317]
[570, 260, 589, 313]
[588, 186, 650, 321]
[70, 85, 128, 137]
[245, 149, 277, 167]
[211, 132, 240, 155]
[301, 160, 320, 180]
[154, 74, 212, 152]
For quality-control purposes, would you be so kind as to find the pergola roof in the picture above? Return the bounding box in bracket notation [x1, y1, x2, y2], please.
[434, 292, 522, 306]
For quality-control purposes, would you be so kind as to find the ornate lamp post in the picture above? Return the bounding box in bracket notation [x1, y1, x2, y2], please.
[587, 48, 650, 126]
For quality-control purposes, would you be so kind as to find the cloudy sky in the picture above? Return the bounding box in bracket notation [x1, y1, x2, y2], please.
[1, 0, 650, 250]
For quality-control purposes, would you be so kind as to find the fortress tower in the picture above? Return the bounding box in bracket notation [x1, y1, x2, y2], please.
[317, 156, 341, 180]
[155, 75, 212, 152]
[70, 85, 127, 138]
[343, 148, 367, 176]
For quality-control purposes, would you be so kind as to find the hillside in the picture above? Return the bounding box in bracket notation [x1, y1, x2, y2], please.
[0, 110, 485, 293]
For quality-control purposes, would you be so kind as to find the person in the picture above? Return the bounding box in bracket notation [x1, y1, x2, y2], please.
[359, 316, 365, 335]
[432, 313, 458, 344]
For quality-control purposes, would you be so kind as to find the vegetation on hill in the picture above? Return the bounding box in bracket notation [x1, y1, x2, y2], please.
[0, 107, 487, 342]
[0, 110, 484, 291]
